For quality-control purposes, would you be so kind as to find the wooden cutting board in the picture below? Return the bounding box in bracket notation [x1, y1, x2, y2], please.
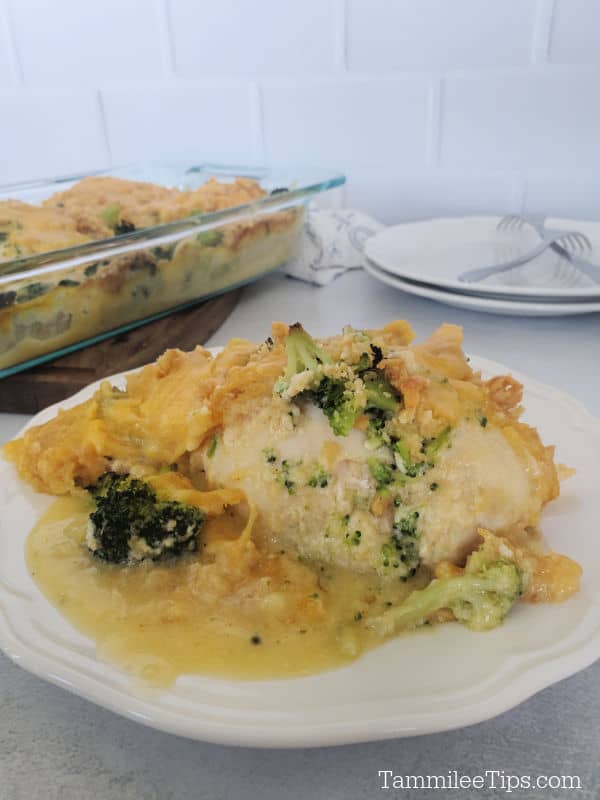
[0, 289, 242, 415]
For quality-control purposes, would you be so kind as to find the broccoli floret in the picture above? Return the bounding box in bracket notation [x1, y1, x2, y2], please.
[101, 203, 136, 235]
[391, 509, 421, 578]
[114, 219, 136, 235]
[0, 290, 16, 308]
[365, 414, 390, 450]
[102, 203, 121, 229]
[276, 460, 296, 494]
[307, 376, 360, 436]
[368, 458, 395, 491]
[280, 323, 331, 384]
[392, 439, 428, 478]
[381, 542, 395, 568]
[84, 262, 100, 277]
[264, 453, 298, 494]
[15, 282, 52, 304]
[363, 371, 398, 413]
[276, 324, 400, 437]
[86, 472, 204, 564]
[196, 230, 223, 247]
[151, 244, 176, 261]
[369, 536, 523, 636]
[422, 426, 452, 458]
[263, 447, 277, 464]
[355, 344, 384, 372]
[307, 465, 330, 488]
[275, 322, 399, 438]
[345, 529, 362, 546]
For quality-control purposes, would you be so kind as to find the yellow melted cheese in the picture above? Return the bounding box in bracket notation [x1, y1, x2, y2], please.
[26, 496, 425, 686]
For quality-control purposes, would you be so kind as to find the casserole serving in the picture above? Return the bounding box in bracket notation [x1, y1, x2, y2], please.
[0, 164, 344, 377]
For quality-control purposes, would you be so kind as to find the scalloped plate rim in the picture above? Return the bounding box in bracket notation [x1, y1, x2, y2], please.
[1, 351, 599, 748]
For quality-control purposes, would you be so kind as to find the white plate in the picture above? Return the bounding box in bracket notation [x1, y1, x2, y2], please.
[364, 217, 600, 299]
[365, 258, 600, 317]
[1, 355, 600, 748]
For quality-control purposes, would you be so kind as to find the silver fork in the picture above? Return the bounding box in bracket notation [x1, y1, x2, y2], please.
[458, 216, 592, 284]
[498, 214, 591, 253]
[498, 215, 600, 285]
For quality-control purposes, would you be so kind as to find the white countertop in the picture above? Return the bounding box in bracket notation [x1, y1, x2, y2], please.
[2, 270, 600, 799]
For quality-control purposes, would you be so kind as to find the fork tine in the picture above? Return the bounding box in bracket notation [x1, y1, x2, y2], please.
[575, 232, 592, 252]
[509, 215, 524, 230]
[559, 233, 581, 254]
[561, 234, 577, 253]
[570, 233, 588, 254]
[498, 214, 523, 232]
[553, 230, 592, 255]
[569, 232, 589, 253]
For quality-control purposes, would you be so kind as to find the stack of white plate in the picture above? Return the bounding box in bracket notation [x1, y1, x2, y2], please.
[364, 216, 600, 316]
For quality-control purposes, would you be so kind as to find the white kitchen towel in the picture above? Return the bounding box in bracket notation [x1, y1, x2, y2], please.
[283, 208, 384, 286]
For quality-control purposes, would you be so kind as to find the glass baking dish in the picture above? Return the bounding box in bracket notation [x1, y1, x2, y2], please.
[0, 164, 345, 378]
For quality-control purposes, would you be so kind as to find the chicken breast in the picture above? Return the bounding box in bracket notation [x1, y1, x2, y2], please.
[202, 396, 545, 577]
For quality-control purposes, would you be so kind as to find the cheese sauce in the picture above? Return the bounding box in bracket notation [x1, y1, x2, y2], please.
[26, 496, 425, 686]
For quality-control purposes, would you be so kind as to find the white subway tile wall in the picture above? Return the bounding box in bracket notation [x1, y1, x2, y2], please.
[0, 0, 598, 221]
[440, 71, 600, 171]
[262, 78, 430, 169]
[102, 85, 258, 165]
[1, 92, 109, 181]
[346, 0, 538, 71]
[0, 5, 17, 87]
[169, 0, 336, 76]
[345, 169, 516, 225]
[524, 176, 600, 218]
[549, 0, 600, 64]
[9, 0, 164, 87]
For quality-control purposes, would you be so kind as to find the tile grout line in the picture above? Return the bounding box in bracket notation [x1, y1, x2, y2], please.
[156, 0, 176, 80]
[426, 77, 443, 169]
[510, 174, 527, 214]
[531, 0, 556, 64]
[333, 0, 347, 73]
[95, 91, 113, 167]
[249, 82, 266, 165]
[1, 0, 23, 85]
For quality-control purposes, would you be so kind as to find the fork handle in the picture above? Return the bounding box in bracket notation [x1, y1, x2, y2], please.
[459, 240, 550, 283]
